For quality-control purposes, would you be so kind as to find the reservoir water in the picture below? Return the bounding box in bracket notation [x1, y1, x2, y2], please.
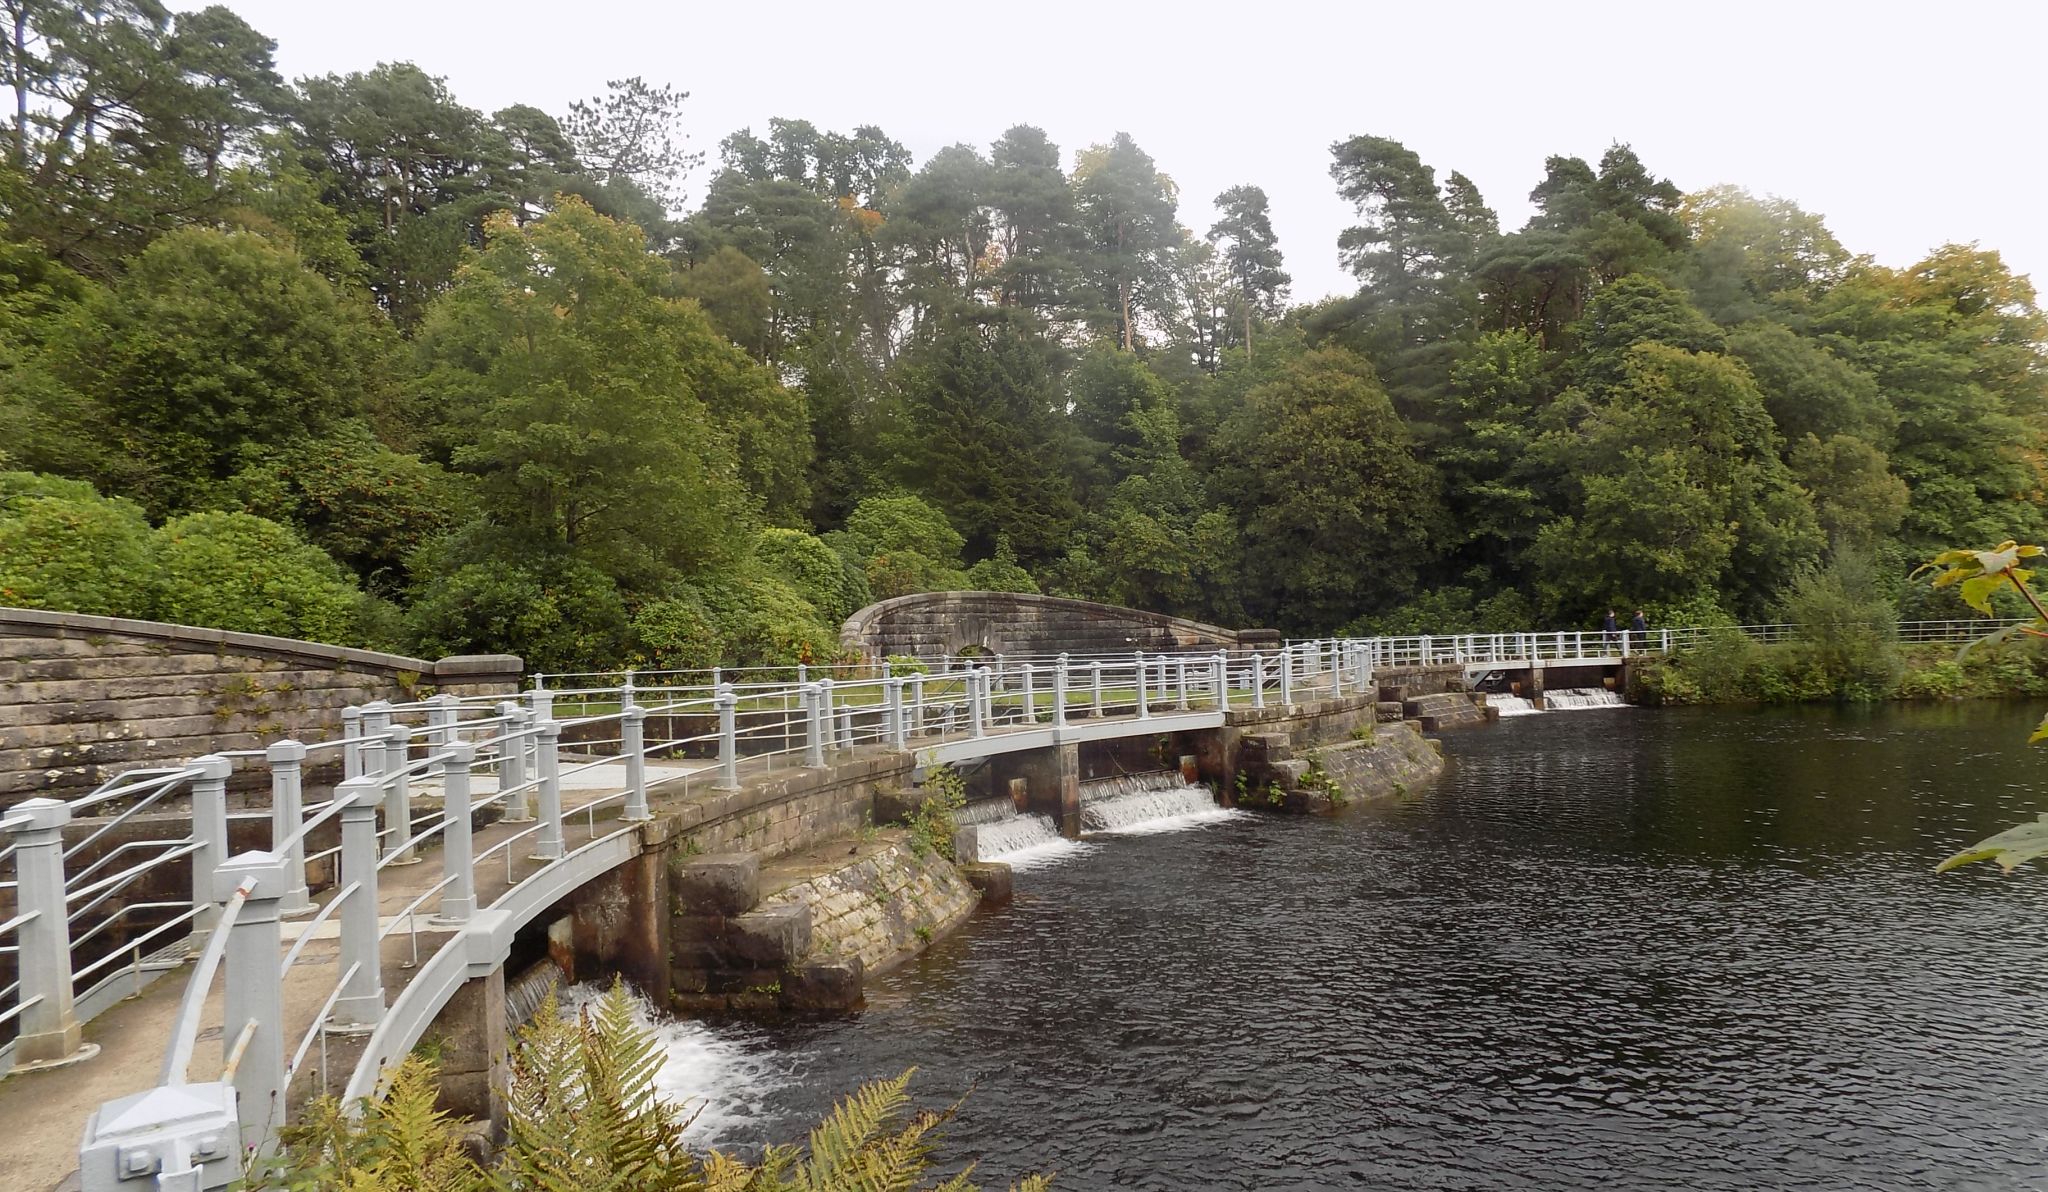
[647, 702, 2048, 1189]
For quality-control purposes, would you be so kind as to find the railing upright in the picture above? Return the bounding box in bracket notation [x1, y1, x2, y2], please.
[887, 677, 908, 748]
[910, 674, 926, 736]
[716, 684, 741, 790]
[216, 849, 289, 1150]
[341, 705, 363, 779]
[428, 694, 458, 748]
[266, 739, 312, 917]
[1054, 654, 1070, 727]
[818, 679, 837, 751]
[1215, 651, 1231, 711]
[383, 726, 420, 866]
[1176, 656, 1189, 710]
[8, 799, 87, 1069]
[499, 703, 533, 823]
[1280, 647, 1294, 705]
[1251, 653, 1266, 709]
[803, 683, 825, 767]
[1135, 652, 1151, 719]
[331, 778, 384, 1033]
[432, 743, 477, 924]
[1090, 660, 1104, 719]
[1022, 663, 1036, 724]
[968, 670, 986, 738]
[622, 705, 650, 821]
[187, 756, 232, 950]
[532, 720, 565, 861]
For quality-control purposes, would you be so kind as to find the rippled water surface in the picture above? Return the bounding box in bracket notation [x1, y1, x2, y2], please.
[681, 703, 2048, 1189]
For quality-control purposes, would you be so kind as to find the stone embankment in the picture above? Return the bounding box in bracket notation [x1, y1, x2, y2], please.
[1233, 720, 1444, 813]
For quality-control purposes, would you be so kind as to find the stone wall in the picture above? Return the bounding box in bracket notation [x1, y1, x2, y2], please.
[841, 591, 1256, 663]
[760, 836, 978, 974]
[1235, 720, 1443, 813]
[0, 607, 521, 805]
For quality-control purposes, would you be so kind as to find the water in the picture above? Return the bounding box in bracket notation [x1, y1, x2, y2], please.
[654, 702, 2048, 1189]
[967, 806, 1092, 870]
[1080, 772, 1244, 835]
[1490, 694, 1541, 716]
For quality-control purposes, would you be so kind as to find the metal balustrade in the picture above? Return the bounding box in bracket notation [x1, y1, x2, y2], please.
[10, 617, 2027, 1185]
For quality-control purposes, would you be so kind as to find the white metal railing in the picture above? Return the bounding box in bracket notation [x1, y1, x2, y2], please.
[28, 616, 2026, 1184]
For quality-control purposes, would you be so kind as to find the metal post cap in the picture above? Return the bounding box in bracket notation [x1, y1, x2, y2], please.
[333, 776, 382, 813]
[440, 741, 478, 765]
[265, 738, 307, 764]
[212, 849, 292, 902]
[192, 754, 232, 782]
[8, 796, 70, 832]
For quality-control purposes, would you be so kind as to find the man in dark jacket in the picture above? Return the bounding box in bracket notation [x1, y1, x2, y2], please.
[1602, 609, 1619, 650]
[1631, 609, 1649, 651]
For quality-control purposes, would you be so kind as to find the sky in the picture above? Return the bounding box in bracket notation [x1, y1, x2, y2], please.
[222, 0, 2048, 303]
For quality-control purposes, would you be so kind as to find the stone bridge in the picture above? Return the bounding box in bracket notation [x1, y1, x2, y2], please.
[839, 591, 1275, 663]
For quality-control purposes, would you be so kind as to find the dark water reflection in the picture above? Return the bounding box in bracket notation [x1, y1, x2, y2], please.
[733, 702, 2048, 1189]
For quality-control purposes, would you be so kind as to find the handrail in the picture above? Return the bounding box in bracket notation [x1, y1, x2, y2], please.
[159, 875, 254, 1085]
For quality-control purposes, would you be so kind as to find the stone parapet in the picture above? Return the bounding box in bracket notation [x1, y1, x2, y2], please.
[840, 590, 1259, 662]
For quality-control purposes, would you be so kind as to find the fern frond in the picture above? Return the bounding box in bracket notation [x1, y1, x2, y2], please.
[799, 1068, 915, 1188]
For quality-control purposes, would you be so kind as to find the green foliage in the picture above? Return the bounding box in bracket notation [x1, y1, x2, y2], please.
[405, 551, 630, 674]
[885, 654, 931, 676]
[754, 527, 873, 625]
[152, 511, 366, 644]
[1774, 555, 1902, 700]
[688, 570, 841, 667]
[964, 539, 1040, 595]
[630, 592, 724, 672]
[906, 762, 968, 860]
[0, 472, 154, 615]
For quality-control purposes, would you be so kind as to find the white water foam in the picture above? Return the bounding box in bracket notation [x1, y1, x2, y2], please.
[1489, 694, 1543, 717]
[1080, 773, 1246, 836]
[970, 809, 1096, 870]
[1543, 687, 1627, 710]
[553, 983, 789, 1147]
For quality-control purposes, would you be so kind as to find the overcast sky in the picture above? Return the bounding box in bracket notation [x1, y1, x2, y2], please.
[223, 0, 2047, 303]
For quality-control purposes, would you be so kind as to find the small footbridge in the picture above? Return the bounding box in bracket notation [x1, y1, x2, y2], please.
[0, 617, 2002, 1188]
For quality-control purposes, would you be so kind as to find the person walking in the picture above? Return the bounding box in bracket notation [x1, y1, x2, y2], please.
[1630, 609, 1649, 652]
[1602, 609, 1619, 651]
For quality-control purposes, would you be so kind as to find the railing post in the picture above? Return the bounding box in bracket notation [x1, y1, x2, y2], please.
[359, 701, 392, 776]
[331, 777, 384, 1034]
[716, 684, 740, 790]
[1089, 660, 1103, 718]
[190, 755, 231, 948]
[910, 674, 926, 736]
[1662, 629, 1672, 653]
[1280, 647, 1295, 705]
[1252, 653, 1266, 709]
[1332, 645, 1345, 697]
[383, 727, 420, 866]
[1135, 651, 1150, 719]
[8, 799, 90, 1069]
[803, 683, 826, 767]
[1175, 655, 1189, 710]
[531, 719, 564, 861]
[1021, 663, 1036, 724]
[428, 694, 459, 748]
[215, 849, 289, 1151]
[1054, 654, 1070, 727]
[621, 705, 650, 821]
[621, 668, 636, 708]
[431, 743, 477, 925]
[968, 669, 987, 738]
[266, 739, 312, 917]
[818, 678, 837, 751]
[342, 705, 363, 780]
[497, 702, 532, 823]
[887, 677, 908, 749]
[1214, 652, 1232, 711]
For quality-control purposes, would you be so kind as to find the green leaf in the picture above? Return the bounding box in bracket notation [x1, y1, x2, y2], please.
[1959, 573, 2003, 615]
[1936, 813, 2048, 874]
[2030, 713, 2048, 745]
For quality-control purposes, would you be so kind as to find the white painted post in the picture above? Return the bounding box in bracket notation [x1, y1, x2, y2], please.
[1332, 646, 1345, 697]
[216, 850, 289, 1149]
[1280, 648, 1294, 705]
[1662, 628, 1672, 653]
[1054, 654, 1070, 727]
[1176, 656, 1189, 710]
[1022, 663, 1037, 724]
[189, 756, 231, 946]
[359, 701, 392, 774]
[265, 740, 311, 917]
[1135, 652, 1150, 719]
[968, 670, 986, 738]
[622, 705, 650, 821]
[531, 720, 564, 862]
[428, 694, 458, 748]
[383, 727, 420, 866]
[911, 674, 926, 736]
[818, 679, 837, 751]
[7, 799, 86, 1069]
[431, 743, 477, 925]
[716, 684, 740, 790]
[1252, 654, 1266, 709]
[803, 683, 825, 767]
[341, 705, 363, 779]
[498, 704, 533, 823]
[1090, 660, 1104, 718]
[330, 778, 384, 1034]
[887, 677, 908, 749]
[1214, 652, 1232, 711]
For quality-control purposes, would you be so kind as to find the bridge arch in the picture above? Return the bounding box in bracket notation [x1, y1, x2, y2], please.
[840, 591, 1263, 663]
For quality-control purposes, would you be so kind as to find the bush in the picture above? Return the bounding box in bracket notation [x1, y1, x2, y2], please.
[0, 472, 155, 616]
[691, 571, 841, 667]
[405, 554, 629, 673]
[1774, 556, 1901, 700]
[865, 549, 969, 601]
[753, 526, 872, 624]
[629, 591, 723, 672]
[152, 511, 365, 644]
[1896, 658, 1965, 699]
[841, 493, 965, 566]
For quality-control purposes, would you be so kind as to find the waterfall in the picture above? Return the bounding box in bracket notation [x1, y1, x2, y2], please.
[1490, 694, 1542, 717]
[506, 959, 565, 1028]
[1080, 772, 1242, 835]
[958, 796, 1023, 826]
[1543, 687, 1627, 710]
[972, 810, 1092, 870]
[555, 983, 782, 1146]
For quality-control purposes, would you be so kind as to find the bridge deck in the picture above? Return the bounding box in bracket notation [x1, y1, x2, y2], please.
[0, 706, 1226, 1189]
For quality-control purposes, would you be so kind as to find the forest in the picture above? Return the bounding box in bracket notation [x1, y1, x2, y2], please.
[1, 1, 2041, 672]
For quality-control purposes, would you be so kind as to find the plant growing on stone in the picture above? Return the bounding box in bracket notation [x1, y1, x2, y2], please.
[1925, 542, 2048, 874]
[906, 760, 968, 860]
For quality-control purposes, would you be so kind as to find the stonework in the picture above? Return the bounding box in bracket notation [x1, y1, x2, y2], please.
[1234, 720, 1444, 813]
[0, 607, 521, 805]
[758, 836, 979, 974]
[840, 591, 1256, 662]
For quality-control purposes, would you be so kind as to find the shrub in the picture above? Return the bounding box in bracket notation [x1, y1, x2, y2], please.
[906, 761, 968, 860]
[1774, 555, 1901, 700]
[152, 511, 364, 644]
[0, 472, 155, 616]
[1896, 659, 1965, 699]
[405, 554, 629, 672]
[753, 526, 873, 624]
[964, 537, 1039, 595]
[842, 493, 965, 566]
[865, 549, 969, 601]
[691, 571, 841, 667]
[629, 590, 722, 672]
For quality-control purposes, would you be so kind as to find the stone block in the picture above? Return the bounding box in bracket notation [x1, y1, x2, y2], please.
[729, 904, 813, 966]
[782, 958, 865, 1013]
[871, 785, 920, 825]
[958, 861, 1012, 906]
[672, 854, 760, 915]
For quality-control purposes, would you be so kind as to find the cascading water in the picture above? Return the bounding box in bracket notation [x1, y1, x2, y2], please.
[1542, 687, 1627, 710]
[958, 796, 1092, 869]
[1489, 694, 1542, 717]
[555, 983, 782, 1146]
[1079, 772, 1242, 835]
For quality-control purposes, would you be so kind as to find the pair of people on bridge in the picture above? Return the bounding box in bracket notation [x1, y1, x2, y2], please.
[1603, 608, 1649, 651]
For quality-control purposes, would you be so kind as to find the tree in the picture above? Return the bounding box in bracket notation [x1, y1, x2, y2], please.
[152, 510, 367, 644]
[1071, 132, 1181, 350]
[1210, 347, 1441, 633]
[414, 199, 766, 590]
[985, 125, 1080, 315]
[1207, 184, 1289, 357]
[560, 77, 702, 217]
